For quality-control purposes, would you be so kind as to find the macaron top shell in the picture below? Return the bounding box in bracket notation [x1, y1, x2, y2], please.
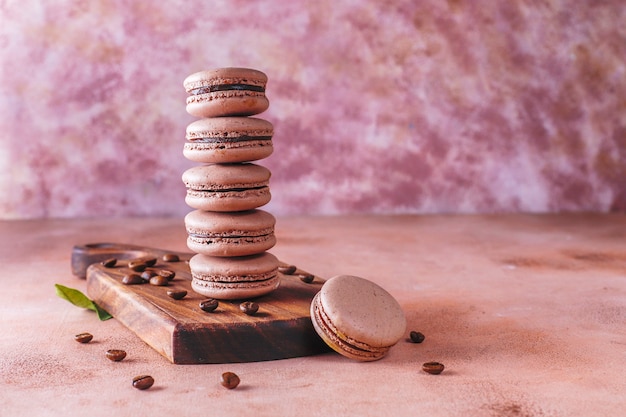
[182, 163, 271, 190]
[184, 67, 268, 93]
[316, 275, 406, 349]
[185, 209, 275, 235]
[189, 252, 279, 281]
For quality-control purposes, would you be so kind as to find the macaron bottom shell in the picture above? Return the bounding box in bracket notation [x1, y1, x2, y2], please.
[185, 188, 271, 212]
[191, 274, 280, 300]
[186, 94, 269, 118]
[183, 142, 273, 164]
[187, 233, 277, 257]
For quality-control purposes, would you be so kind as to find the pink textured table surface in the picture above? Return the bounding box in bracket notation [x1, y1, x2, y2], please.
[1, 214, 625, 416]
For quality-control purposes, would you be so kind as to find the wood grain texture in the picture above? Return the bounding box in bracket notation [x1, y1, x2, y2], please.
[79, 244, 329, 364]
[71, 243, 191, 278]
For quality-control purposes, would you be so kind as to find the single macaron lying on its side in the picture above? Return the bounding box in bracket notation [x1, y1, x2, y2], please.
[310, 275, 406, 361]
[184, 67, 269, 118]
[184, 117, 274, 163]
[189, 252, 280, 300]
[182, 163, 271, 212]
[185, 209, 276, 257]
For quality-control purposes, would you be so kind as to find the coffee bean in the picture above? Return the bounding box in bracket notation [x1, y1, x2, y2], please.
[149, 275, 169, 286]
[132, 375, 154, 390]
[299, 273, 314, 283]
[142, 257, 158, 267]
[101, 258, 117, 268]
[220, 372, 240, 389]
[422, 361, 445, 375]
[278, 265, 297, 275]
[106, 349, 127, 362]
[158, 269, 176, 281]
[128, 260, 147, 272]
[240, 301, 259, 316]
[409, 331, 425, 344]
[162, 253, 180, 262]
[141, 270, 156, 281]
[122, 273, 144, 285]
[74, 332, 93, 343]
[199, 299, 219, 312]
[167, 289, 187, 300]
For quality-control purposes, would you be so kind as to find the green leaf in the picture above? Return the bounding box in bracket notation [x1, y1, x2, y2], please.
[54, 284, 112, 321]
[55, 284, 95, 310]
[94, 304, 113, 321]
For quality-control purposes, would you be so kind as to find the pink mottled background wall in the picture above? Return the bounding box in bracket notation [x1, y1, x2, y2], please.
[1, 1, 624, 219]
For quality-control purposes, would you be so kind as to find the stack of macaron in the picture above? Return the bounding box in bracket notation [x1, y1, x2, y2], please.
[182, 67, 280, 300]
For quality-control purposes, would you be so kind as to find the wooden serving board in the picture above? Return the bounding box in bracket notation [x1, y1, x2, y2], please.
[72, 243, 329, 364]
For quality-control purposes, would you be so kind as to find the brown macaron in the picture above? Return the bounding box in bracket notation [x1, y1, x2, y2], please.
[184, 117, 273, 163]
[185, 209, 276, 257]
[189, 252, 280, 300]
[183, 67, 269, 118]
[182, 163, 271, 212]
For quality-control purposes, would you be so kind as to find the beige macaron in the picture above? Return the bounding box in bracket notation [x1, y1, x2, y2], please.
[184, 67, 269, 118]
[182, 163, 271, 212]
[184, 209, 276, 257]
[189, 252, 280, 300]
[310, 275, 406, 361]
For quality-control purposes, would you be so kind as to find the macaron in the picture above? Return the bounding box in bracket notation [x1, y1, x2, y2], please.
[184, 117, 274, 163]
[184, 67, 269, 118]
[310, 275, 406, 361]
[185, 209, 276, 257]
[189, 252, 280, 300]
[182, 163, 271, 212]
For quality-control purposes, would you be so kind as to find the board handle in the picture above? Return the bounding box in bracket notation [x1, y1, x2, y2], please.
[71, 243, 189, 278]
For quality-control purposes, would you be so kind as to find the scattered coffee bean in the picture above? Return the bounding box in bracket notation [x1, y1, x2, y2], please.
[158, 269, 176, 281]
[122, 273, 144, 285]
[132, 375, 154, 390]
[149, 275, 169, 286]
[167, 289, 187, 300]
[142, 257, 158, 267]
[299, 273, 315, 283]
[141, 270, 157, 281]
[409, 331, 425, 344]
[240, 301, 259, 316]
[101, 258, 117, 268]
[422, 361, 445, 375]
[199, 299, 219, 312]
[162, 253, 180, 262]
[220, 372, 240, 389]
[128, 260, 147, 272]
[74, 332, 93, 343]
[278, 265, 297, 275]
[105, 349, 127, 362]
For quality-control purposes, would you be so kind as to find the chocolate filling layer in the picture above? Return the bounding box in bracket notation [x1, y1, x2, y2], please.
[187, 232, 272, 239]
[190, 84, 265, 95]
[192, 272, 278, 284]
[189, 185, 268, 193]
[189, 135, 273, 143]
